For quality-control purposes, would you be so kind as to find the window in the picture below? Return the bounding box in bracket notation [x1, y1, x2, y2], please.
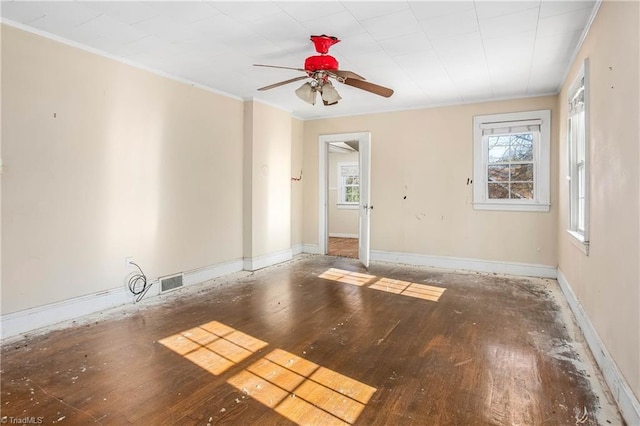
[337, 162, 359, 207]
[473, 110, 551, 212]
[487, 132, 535, 200]
[567, 59, 589, 253]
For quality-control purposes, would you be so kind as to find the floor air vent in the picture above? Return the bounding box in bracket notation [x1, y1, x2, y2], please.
[160, 274, 183, 293]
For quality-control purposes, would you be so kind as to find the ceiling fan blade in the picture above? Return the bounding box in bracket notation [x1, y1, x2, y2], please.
[328, 69, 366, 80]
[254, 64, 307, 72]
[342, 78, 394, 98]
[258, 75, 308, 91]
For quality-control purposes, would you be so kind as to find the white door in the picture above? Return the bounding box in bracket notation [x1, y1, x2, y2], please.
[358, 137, 371, 268]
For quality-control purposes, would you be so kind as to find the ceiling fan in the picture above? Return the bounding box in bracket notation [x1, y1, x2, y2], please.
[254, 35, 394, 106]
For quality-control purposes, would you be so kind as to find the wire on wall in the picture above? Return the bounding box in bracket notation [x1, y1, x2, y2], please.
[291, 169, 303, 181]
[128, 261, 152, 303]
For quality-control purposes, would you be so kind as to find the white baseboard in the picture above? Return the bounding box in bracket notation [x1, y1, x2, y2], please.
[243, 248, 293, 271]
[291, 243, 303, 256]
[1, 285, 133, 340]
[370, 249, 557, 278]
[184, 258, 243, 287]
[302, 243, 321, 255]
[557, 270, 640, 426]
[329, 233, 358, 238]
[0, 257, 244, 340]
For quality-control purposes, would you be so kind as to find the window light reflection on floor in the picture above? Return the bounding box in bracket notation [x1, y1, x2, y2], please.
[228, 348, 376, 425]
[319, 269, 447, 302]
[370, 277, 446, 302]
[318, 268, 377, 286]
[158, 320, 268, 376]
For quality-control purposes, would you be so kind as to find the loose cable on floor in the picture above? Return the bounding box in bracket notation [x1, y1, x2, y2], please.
[128, 261, 152, 303]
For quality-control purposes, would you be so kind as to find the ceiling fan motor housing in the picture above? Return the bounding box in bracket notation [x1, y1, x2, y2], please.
[310, 34, 340, 54]
[304, 55, 339, 72]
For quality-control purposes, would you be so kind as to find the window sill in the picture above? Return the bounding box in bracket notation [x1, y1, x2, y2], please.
[567, 230, 589, 255]
[473, 202, 550, 212]
[337, 203, 359, 210]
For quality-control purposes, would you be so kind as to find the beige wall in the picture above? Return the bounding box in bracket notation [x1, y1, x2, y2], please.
[303, 96, 559, 266]
[0, 21, 3, 310]
[328, 151, 359, 236]
[243, 102, 254, 259]
[557, 0, 640, 398]
[243, 100, 292, 259]
[290, 118, 304, 247]
[1, 25, 244, 314]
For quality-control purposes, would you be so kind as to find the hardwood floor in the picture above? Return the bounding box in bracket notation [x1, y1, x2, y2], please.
[328, 237, 358, 259]
[0, 256, 621, 425]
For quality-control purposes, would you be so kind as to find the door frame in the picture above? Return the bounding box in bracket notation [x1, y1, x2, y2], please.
[318, 132, 371, 256]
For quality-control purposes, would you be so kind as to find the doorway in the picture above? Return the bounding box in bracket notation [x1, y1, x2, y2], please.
[327, 141, 359, 258]
[318, 132, 371, 267]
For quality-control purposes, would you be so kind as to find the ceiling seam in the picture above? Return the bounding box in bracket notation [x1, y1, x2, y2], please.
[474, 0, 494, 100]
[406, 3, 462, 103]
[524, 1, 544, 96]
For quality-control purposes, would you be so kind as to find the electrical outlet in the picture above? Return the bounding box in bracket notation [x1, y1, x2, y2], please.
[126, 257, 133, 267]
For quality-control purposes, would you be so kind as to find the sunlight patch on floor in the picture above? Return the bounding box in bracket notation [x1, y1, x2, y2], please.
[370, 277, 446, 302]
[319, 268, 377, 286]
[228, 348, 376, 425]
[158, 320, 268, 375]
[319, 269, 446, 302]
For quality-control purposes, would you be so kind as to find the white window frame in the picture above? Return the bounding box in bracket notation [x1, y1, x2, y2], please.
[567, 59, 590, 255]
[337, 161, 359, 209]
[473, 109, 551, 212]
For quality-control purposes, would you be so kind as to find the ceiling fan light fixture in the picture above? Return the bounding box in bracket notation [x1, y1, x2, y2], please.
[321, 81, 341, 105]
[295, 82, 317, 105]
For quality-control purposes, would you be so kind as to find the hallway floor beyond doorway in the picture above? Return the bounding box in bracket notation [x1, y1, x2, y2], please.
[328, 236, 358, 258]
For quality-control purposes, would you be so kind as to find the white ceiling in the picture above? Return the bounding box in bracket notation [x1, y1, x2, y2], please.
[1, 1, 597, 119]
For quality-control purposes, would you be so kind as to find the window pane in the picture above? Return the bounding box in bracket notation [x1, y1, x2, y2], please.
[488, 135, 513, 146]
[488, 133, 533, 163]
[578, 199, 585, 231]
[510, 182, 534, 199]
[511, 164, 534, 181]
[488, 183, 509, 199]
[345, 186, 359, 203]
[577, 163, 585, 230]
[511, 134, 533, 161]
[488, 165, 509, 181]
[345, 176, 357, 185]
[576, 111, 585, 162]
[488, 143, 511, 163]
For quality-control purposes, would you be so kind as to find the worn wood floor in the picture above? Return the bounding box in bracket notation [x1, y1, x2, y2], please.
[0, 255, 622, 425]
[328, 237, 358, 259]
